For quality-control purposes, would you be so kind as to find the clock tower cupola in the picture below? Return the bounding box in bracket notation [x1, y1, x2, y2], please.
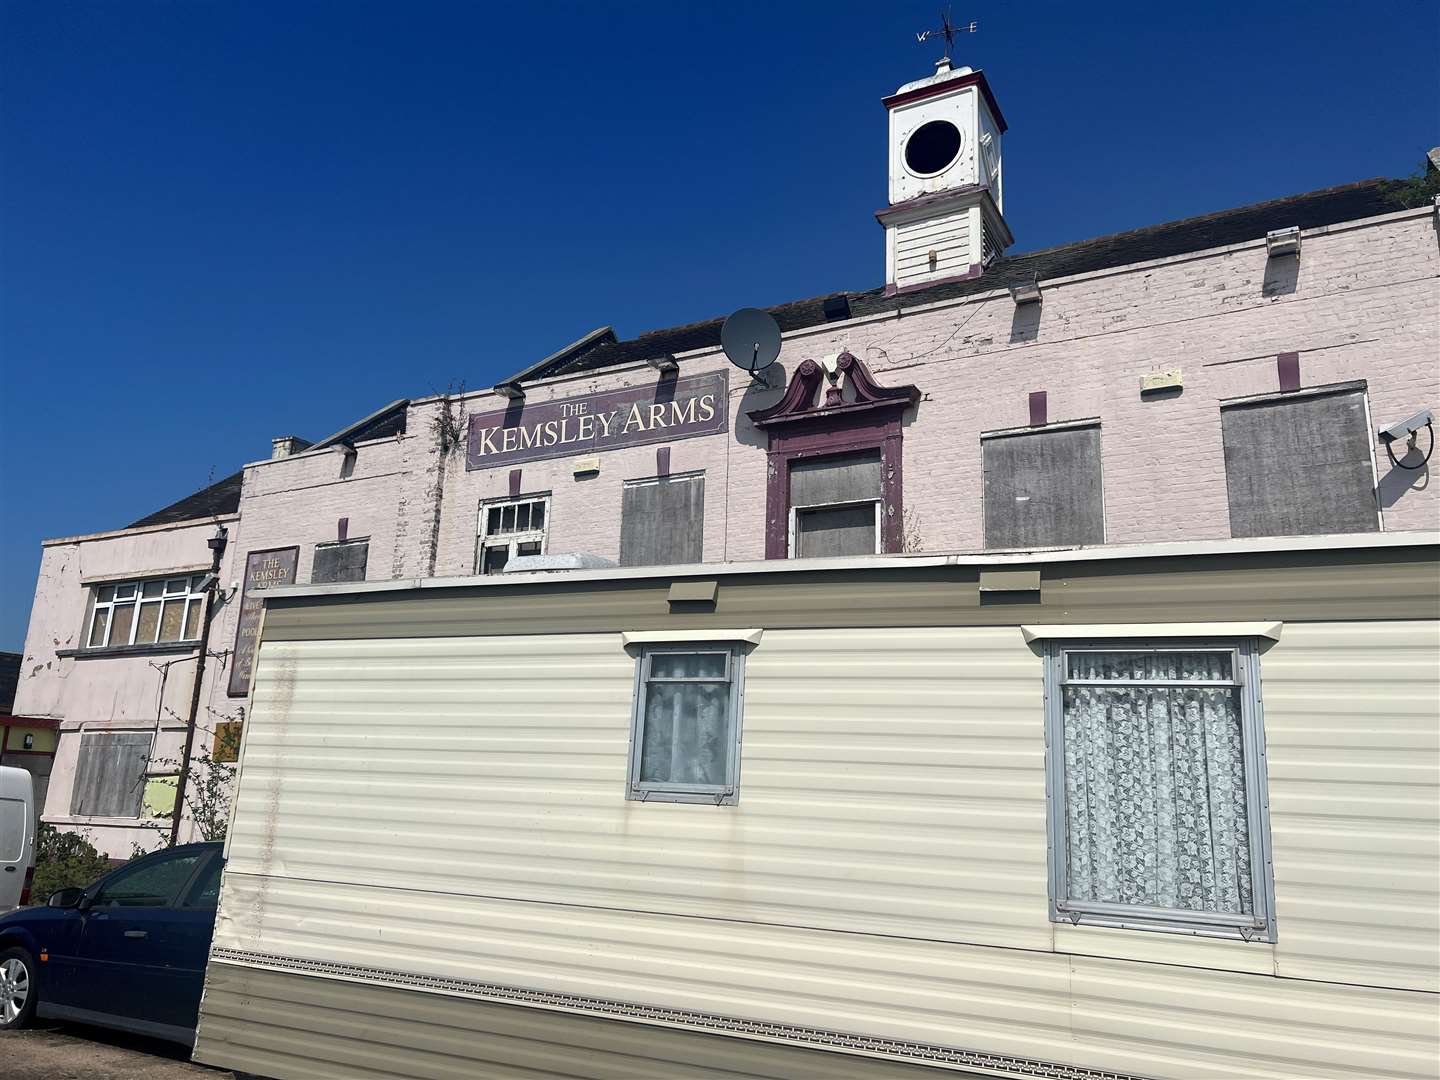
[878, 51, 1012, 293]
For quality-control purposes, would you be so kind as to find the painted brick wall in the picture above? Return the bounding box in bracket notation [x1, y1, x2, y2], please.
[17, 204, 1437, 858]
[199, 434, 409, 724]
[401, 205, 1438, 571]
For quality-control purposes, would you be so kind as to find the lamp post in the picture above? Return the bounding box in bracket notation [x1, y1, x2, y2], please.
[169, 524, 228, 846]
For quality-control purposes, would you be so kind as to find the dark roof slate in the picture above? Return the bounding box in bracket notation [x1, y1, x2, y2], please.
[0, 651, 20, 713]
[550, 178, 1404, 378]
[128, 470, 244, 529]
[125, 400, 409, 531]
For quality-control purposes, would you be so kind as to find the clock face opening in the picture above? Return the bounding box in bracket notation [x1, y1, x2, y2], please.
[904, 120, 963, 176]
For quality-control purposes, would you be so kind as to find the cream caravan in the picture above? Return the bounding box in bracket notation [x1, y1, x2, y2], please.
[190, 532, 1440, 1080]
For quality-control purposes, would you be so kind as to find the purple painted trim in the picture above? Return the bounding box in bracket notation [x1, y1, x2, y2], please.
[747, 353, 920, 559]
[1029, 391, 1048, 426]
[656, 446, 671, 477]
[883, 264, 983, 297]
[880, 69, 1008, 133]
[1277, 352, 1301, 392]
[337, 517, 349, 542]
[508, 469, 522, 497]
[875, 185, 988, 224]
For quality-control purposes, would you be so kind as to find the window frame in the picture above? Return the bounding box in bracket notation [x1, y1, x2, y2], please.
[84, 575, 208, 650]
[475, 493, 551, 575]
[626, 643, 746, 806]
[1043, 638, 1277, 942]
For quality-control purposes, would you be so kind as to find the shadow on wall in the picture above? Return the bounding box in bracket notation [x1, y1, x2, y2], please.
[1377, 458, 1429, 511]
[1010, 303, 1042, 344]
[1262, 254, 1299, 298]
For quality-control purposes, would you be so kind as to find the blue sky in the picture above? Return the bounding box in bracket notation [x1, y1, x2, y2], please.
[1, 1, 1436, 651]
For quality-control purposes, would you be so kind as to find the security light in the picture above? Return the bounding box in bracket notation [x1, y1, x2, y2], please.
[1377, 409, 1433, 445]
[493, 382, 525, 400]
[1009, 274, 1042, 305]
[1265, 227, 1301, 258]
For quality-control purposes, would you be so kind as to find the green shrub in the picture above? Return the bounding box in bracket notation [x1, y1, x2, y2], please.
[29, 822, 113, 902]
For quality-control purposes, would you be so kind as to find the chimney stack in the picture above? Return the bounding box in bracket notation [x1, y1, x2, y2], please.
[271, 435, 312, 459]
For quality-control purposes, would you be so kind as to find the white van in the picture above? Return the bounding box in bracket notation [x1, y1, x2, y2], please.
[0, 766, 36, 911]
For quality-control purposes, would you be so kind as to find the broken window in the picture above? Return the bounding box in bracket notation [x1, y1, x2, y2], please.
[789, 449, 882, 558]
[312, 539, 369, 584]
[476, 495, 549, 574]
[983, 425, 1104, 550]
[1221, 386, 1378, 538]
[620, 474, 704, 567]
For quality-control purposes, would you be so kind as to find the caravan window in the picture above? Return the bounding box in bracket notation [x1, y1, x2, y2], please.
[627, 646, 743, 805]
[1045, 642, 1275, 940]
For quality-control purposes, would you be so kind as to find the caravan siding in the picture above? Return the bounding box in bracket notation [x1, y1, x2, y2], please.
[197, 551, 1440, 1080]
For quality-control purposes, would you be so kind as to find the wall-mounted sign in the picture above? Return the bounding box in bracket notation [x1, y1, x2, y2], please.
[466, 371, 728, 470]
[227, 546, 298, 697]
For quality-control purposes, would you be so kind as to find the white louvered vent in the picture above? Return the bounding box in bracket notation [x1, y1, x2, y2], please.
[894, 207, 972, 288]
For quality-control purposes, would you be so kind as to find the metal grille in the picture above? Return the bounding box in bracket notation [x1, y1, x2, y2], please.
[210, 948, 1155, 1080]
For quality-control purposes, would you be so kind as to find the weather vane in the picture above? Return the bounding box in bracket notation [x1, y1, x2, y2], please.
[915, 7, 976, 65]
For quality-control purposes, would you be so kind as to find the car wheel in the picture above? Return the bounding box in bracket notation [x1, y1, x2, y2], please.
[0, 946, 38, 1030]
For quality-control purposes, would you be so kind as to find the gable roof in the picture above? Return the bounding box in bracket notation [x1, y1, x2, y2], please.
[127, 470, 244, 529]
[126, 399, 409, 530]
[533, 177, 1405, 380]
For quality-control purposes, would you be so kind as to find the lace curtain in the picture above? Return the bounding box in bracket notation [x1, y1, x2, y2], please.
[1062, 650, 1253, 915]
[639, 653, 732, 787]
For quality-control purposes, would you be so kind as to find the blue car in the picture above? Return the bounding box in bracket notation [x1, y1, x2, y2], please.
[0, 840, 223, 1046]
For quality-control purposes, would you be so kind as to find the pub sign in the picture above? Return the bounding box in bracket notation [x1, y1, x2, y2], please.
[466, 371, 728, 470]
[227, 546, 299, 697]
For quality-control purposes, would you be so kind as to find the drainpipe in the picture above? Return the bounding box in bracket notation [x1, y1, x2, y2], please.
[169, 524, 229, 846]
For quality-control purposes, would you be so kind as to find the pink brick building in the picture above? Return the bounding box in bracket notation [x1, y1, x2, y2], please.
[13, 62, 1439, 857]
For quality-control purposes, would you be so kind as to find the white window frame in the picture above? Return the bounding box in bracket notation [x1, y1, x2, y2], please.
[787, 499, 882, 558]
[627, 643, 745, 806]
[85, 575, 208, 649]
[1044, 638, 1277, 942]
[476, 493, 550, 574]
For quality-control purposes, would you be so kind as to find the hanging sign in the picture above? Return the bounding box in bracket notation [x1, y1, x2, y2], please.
[466, 371, 728, 470]
[227, 546, 299, 697]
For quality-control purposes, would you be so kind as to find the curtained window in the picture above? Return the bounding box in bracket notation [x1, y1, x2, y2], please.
[1047, 643, 1274, 940]
[628, 647, 743, 804]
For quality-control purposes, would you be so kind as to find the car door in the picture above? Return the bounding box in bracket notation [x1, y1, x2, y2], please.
[153, 850, 223, 1029]
[68, 846, 210, 1025]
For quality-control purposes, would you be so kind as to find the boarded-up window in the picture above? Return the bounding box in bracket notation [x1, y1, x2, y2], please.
[1221, 387, 1378, 538]
[790, 449, 882, 558]
[312, 539, 368, 584]
[983, 426, 1104, 549]
[620, 474, 704, 567]
[71, 732, 150, 818]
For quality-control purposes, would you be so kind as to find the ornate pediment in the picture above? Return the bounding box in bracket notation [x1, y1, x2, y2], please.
[748, 352, 920, 430]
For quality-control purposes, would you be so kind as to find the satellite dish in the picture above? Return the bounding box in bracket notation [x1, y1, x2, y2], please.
[721, 308, 781, 378]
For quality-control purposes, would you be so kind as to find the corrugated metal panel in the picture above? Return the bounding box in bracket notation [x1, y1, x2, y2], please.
[202, 619, 1440, 1079]
[196, 963, 982, 1080]
[259, 549, 1440, 642]
[225, 629, 1051, 949]
[1261, 620, 1440, 990]
[205, 875, 1437, 1080]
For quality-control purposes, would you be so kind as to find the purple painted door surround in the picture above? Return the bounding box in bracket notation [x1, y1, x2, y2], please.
[748, 352, 921, 560]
